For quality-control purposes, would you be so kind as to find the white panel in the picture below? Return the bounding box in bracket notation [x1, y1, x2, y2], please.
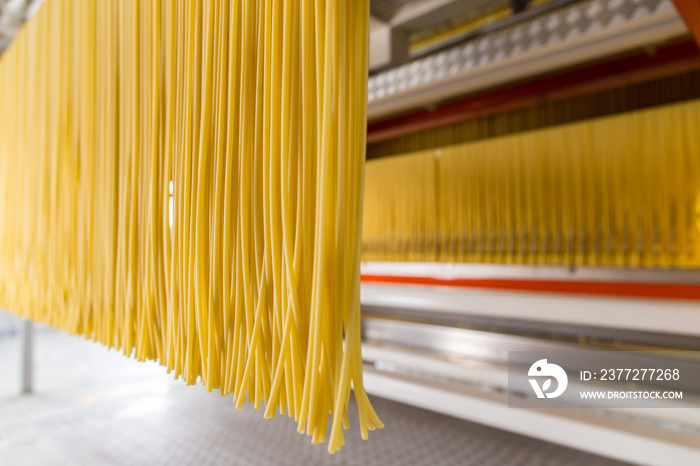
[360, 283, 700, 336]
[364, 368, 700, 466]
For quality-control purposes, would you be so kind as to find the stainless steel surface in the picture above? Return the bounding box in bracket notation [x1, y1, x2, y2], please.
[371, 0, 427, 22]
[361, 261, 700, 284]
[366, 0, 684, 119]
[0, 326, 629, 466]
[409, 0, 581, 59]
[362, 316, 580, 363]
[361, 281, 700, 337]
[363, 304, 700, 350]
[388, 0, 509, 31]
[369, 0, 513, 70]
[362, 316, 700, 394]
[361, 314, 700, 463]
[21, 318, 31, 394]
[363, 366, 699, 465]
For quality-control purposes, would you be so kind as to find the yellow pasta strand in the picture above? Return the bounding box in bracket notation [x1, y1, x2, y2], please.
[0, 0, 381, 453]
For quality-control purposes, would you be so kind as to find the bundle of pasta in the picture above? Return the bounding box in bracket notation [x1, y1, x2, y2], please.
[0, 0, 380, 452]
[363, 99, 700, 267]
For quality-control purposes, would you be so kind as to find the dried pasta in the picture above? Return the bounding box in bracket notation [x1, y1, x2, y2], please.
[0, 0, 381, 453]
[362, 99, 700, 268]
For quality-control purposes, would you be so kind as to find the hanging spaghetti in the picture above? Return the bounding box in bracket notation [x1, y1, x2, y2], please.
[0, 0, 380, 453]
[362, 98, 700, 267]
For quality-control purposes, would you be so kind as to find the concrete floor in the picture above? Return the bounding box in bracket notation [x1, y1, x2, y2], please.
[0, 312, 630, 466]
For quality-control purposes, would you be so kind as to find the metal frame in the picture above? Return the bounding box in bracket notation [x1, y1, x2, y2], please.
[367, 0, 687, 120]
[366, 40, 700, 144]
[363, 366, 700, 465]
[21, 319, 32, 393]
[360, 262, 700, 336]
[362, 341, 700, 429]
[361, 282, 700, 336]
[361, 261, 700, 283]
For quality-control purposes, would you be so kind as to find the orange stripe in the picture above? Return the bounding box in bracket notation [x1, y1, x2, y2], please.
[360, 275, 700, 301]
[673, 0, 700, 48]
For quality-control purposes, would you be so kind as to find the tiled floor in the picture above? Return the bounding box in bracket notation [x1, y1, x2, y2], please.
[0, 313, 630, 465]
